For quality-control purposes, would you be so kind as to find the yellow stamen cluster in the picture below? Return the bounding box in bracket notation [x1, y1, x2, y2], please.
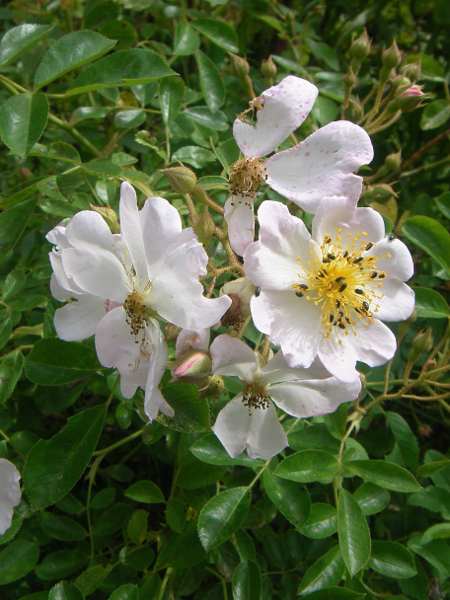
[293, 230, 387, 337]
[124, 290, 153, 338]
[229, 157, 267, 197]
[242, 380, 270, 412]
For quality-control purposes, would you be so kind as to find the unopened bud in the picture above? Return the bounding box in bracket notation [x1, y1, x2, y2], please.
[362, 184, 397, 203]
[173, 350, 212, 381]
[391, 75, 411, 93]
[164, 323, 180, 341]
[231, 53, 250, 78]
[90, 205, 120, 233]
[389, 85, 425, 112]
[350, 29, 371, 62]
[408, 328, 433, 362]
[344, 68, 357, 90]
[206, 375, 225, 397]
[385, 150, 401, 172]
[261, 55, 277, 80]
[162, 166, 197, 194]
[401, 62, 421, 82]
[403, 84, 425, 97]
[193, 205, 215, 245]
[382, 40, 401, 70]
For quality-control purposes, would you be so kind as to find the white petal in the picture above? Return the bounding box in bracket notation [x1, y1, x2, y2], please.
[46, 223, 69, 248]
[351, 319, 397, 367]
[140, 196, 182, 269]
[175, 328, 210, 358]
[312, 206, 385, 248]
[233, 76, 318, 158]
[244, 201, 312, 290]
[95, 307, 141, 374]
[318, 335, 359, 382]
[210, 334, 257, 381]
[0, 459, 21, 536]
[62, 247, 130, 303]
[269, 372, 361, 418]
[247, 403, 288, 459]
[376, 280, 415, 322]
[119, 182, 149, 284]
[265, 121, 373, 212]
[224, 196, 255, 257]
[250, 290, 321, 368]
[367, 237, 414, 281]
[213, 394, 251, 458]
[65, 210, 115, 251]
[49, 252, 82, 297]
[151, 241, 231, 329]
[144, 321, 172, 420]
[50, 273, 73, 302]
[54, 297, 106, 341]
[120, 376, 139, 399]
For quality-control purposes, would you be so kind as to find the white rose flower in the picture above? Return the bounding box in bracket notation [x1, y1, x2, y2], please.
[245, 201, 415, 382]
[225, 75, 374, 255]
[211, 334, 361, 459]
[0, 459, 21, 536]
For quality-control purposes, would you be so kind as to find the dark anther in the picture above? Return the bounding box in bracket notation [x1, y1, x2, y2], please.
[355, 288, 364, 294]
[365, 242, 374, 250]
[353, 256, 364, 264]
[339, 283, 347, 292]
[370, 271, 378, 278]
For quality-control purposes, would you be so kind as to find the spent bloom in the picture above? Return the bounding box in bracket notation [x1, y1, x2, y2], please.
[226, 75, 374, 255]
[0, 459, 21, 536]
[211, 335, 361, 459]
[47, 182, 231, 419]
[245, 201, 414, 382]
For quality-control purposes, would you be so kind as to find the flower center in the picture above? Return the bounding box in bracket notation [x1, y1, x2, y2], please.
[242, 381, 270, 412]
[293, 230, 386, 336]
[123, 290, 155, 337]
[229, 157, 267, 197]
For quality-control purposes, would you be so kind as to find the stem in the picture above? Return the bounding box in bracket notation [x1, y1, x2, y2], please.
[48, 114, 101, 157]
[92, 427, 145, 457]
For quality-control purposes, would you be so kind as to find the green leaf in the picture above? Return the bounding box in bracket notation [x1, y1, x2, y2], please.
[40, 512, 86, 542]
[36, 547, 88, 581]
[193, 18, 239, 53]
[0, 540, 39, 585]
[197, 486, 250, 552]
[232, 561, 261, 600]
[408, 537, 450, 580]
[402, 215, 450, 275]
[0, 199, 36, 252]
[0, 92, 48, 157]
[275, 450, 339, 483]
[370, 541, 417, 579]
[108, 585, 140, 600]
[34, 31, 116, 88]
[435, 191, 450, 219]
[414, 287, 449, 319]
[262, 468, 310, 528]
[345, 460, 422, 493]
[48, 581, 84, 600]
[312, 95, 340, 125]
[386, 411, 419, 469]
[421, 522, 450, 543]
[0, 23, 53, 66]
[298, 545, 345, 594]
[155, 526, 206, 570]
[0, 350, 24, 405]
[417, 458, 450, 477]
[190, 433, 263, 468]
[195, 50, 225, 112]
[354, 483, 390, 516]
[125, 480, 165, 504]
[298, 589, 365, 600]
[159, 383, 210, 432]
[184, 106, 229, 131]
[25, 339, 101, 386]
[172, 145, 216, 169]
[159, 76, 184, 125]
[306, 38, 340, 70]
[173, 21, 200, 56]
[23, 404, 106, 509]
[70, 106, 110, 124]
[420, 99, 450, 130]
[298, 503, 337, 539]
[337, 489, 371, 576]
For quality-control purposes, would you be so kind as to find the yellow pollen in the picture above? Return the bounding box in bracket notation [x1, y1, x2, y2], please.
[292, 231, 387, 337]
[242, 381, 270, 412]
[229, 157, 267, 197]
[123, 290, 154, 338]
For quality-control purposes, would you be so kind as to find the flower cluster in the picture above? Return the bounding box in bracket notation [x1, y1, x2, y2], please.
[40, 75, 414, 483]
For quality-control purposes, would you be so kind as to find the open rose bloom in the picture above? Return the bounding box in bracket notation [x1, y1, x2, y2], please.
[0, 459, 21, 536]
[226, 75, 374, 255]
[245, 201, 414, 382]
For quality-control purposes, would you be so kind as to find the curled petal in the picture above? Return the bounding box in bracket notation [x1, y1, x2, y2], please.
[224, 195, 255, 257]
[119, 182, 150, 284]
[65, 210, 115, 251]
[210, 334, 257, 381]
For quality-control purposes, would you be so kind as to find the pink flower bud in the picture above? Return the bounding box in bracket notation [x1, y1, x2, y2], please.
[402, 84, 424, 97]
[173, 350, 212, 380]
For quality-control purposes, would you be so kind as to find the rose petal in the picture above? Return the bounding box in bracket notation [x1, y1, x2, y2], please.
[224, 195, 255, 257]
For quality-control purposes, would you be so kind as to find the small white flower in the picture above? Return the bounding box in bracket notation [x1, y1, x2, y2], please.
[211, 334, 361, 459]
[226, 75, 374, 255]
[48, 182, 231, 418]
[0, 459, 21, 536]
[245, 201, 415, 382]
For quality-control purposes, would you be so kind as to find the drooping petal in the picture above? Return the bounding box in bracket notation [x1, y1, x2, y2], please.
[212, 394, 251, 458]
[175, 328, 210, 358]
[247, 402, 288, 459]
[244, 201, 312, 290]
[54, 296, 107, 341]
[150, 240, 231, 329]
[224, 196, 255, 257]
[265, 121, 373, 213]
[65, 210, 115, 251]
[367, 237, 414, 281]
[119, 182, 149, 284]
[269, 372, 361, 418]
[62, 247, 130, 303]
[140, 196, 183, 269]
[95, 307, 141, 374]
[0, 459, 21, 536]
[312, 205, 385, 248]
[375, 280, 415, 322]
[144, 321, 172, 420]
[250, 290, 321, 368]
[210, 334, 257, 381]
[233, 76, 318, 158]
